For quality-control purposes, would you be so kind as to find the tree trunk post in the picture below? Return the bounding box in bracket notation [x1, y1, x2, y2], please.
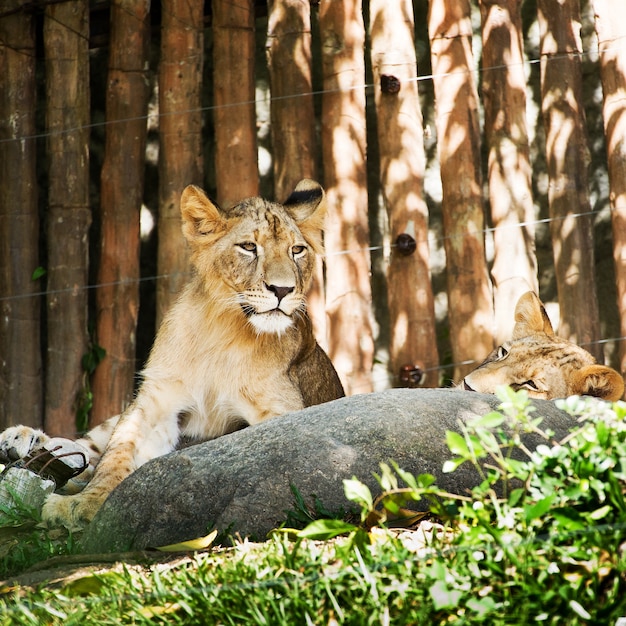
[157, 0, 204, 326]
[370, 0, 440, 387]
[266, 0, 326, 348]
[0, 3, 42, 429]
[537, 0, 601, 359]
[43, 0, 92, 437]
[212, 0, 258, 207]
[592, 0, 626, 382]
[428, 0, 494, 382]
[91, 0, 150, 424]
[479, 0, 539, 344]
[319, 0, 374, 394]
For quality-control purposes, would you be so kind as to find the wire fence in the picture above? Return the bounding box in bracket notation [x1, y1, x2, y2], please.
[1, 10, 625, 388]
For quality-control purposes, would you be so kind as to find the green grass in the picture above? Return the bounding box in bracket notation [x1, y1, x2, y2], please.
[2, 388, 626, 625]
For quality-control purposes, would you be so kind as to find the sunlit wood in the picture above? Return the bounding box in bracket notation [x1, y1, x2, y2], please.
[538, 0, 601, 359]
[479, 0, 539, 344]
[370, 0, 440, 386]
[428, 0, 494, 382]
[319, 0, 374, 394]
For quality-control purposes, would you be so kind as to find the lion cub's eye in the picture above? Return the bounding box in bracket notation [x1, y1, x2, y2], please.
[237, 242, 257, 255]
[292, 244, 307, 257]
[496, 346, 509, 360]
[521, 380, 540, 391]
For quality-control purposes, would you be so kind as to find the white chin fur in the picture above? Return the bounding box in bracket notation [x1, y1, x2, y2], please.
[249, 312, 293, 335]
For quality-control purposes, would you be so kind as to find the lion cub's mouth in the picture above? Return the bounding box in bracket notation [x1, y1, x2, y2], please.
[248, 309, 294, 335]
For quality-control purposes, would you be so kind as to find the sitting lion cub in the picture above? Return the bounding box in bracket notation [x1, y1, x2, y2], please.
[0, 179, 344, 530]
[463, 291, 624, 401]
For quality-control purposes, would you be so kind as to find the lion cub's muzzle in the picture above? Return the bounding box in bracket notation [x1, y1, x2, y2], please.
[462, 380, 476, 392]
[244, 282, 301, 334]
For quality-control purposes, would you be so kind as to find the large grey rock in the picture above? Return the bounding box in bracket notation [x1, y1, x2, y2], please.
[80, 389, 574, 553]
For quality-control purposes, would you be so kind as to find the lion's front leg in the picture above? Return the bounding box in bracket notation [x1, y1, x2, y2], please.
[41, 437, 138, 529]
[41, 397, 183, 530]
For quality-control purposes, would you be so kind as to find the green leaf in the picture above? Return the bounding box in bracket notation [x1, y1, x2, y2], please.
[429, 579, 462, 610]
[381, 496, 401, 515]
[442, 458, 466, 473]
[417, 473, 436, 488]
[343, 478, 373, 508]
[297, 519, 356, 540]
[509, 488, 525, 507]
[390, 462, 419, 490]
[524, 496, 554, 521]
[446, 431, 469, 457]
[552, 508, 585, 531]
[62, 572, 119, 597]
[377, 462, 398, 492]
[467, 596, 496, 617]
[474, 411, 506, 429]
[587, 504, 611, 521]
[156, 529, 218, 552]
[569, 600, 591, 620]
[31, 266, 46, 281]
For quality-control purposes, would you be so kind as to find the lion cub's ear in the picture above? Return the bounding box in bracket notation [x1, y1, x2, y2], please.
[180, 185, 227, 243]
[572, 364, 625, 401]
[512, 291, 555, 339]
[283, 179, 326, 253]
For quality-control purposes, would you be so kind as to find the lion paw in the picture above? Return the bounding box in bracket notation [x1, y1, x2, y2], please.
[0, 426, 49, 464]
[41, 491, 104, 532]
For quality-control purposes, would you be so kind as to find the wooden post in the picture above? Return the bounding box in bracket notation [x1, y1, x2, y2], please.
[592, 0, 626, 382]
[157, 0, 204, 326]
[0, 2, 41, 429]
[370, 0, 439, 387]
[537, 0, 601, 359]
[319, 0, 373, 394]
[479, 0, 538, 344]
[266, 0, 317, 198]
[43, 0, 91, 437]
[212, 0, 258, 207]
[428, 0, 494, 381]
[266, 0, 326, 348]
[91, 0, 150, 424]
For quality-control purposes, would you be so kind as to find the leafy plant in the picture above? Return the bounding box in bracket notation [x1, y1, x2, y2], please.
[75, 334, 106, 433]
[299, 386, 626, 624]
[3, 387, 626, 624]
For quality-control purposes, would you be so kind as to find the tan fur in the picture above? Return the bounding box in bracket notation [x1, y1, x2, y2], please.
[1, 180, 344, 530]
[463, 292, 624, 401]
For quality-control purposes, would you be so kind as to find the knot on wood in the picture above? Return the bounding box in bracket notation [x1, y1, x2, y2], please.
[399, 363, 425, 387]
[380, 74, 401, 94]
[395, 233, 416, 256]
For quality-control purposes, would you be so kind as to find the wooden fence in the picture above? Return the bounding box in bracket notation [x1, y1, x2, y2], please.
[1, 0, 626, 437]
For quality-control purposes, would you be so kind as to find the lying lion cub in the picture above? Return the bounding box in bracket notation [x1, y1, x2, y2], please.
[0, 180, 344, 530]
[463, 291, 624, 401]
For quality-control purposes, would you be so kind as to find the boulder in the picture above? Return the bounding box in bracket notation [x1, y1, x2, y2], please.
[80, 388, 574, 553]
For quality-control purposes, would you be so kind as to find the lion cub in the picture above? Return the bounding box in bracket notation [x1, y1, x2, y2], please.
[463, 291, 624, 401]
[0, 180, 344, 530]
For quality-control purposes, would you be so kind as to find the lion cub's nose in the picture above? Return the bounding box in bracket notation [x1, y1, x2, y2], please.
[265, 283, 294, 303]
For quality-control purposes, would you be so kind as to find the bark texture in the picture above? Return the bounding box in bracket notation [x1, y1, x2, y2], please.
[212, 0, 258, 208]
[370, 0, 439, 387]
[319, 0, 374, 394]
[428, 0, 494, 381]
[266, 0, 326, 348]
[43, 0, 91, 437]
[537, 0, 601, 359]
[91, 0, 150, 424]
[593, 0, 626, 382]
[157, 0, 204, 326]
[480, 0, 538, 344]
[0, 3, 41, 428]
